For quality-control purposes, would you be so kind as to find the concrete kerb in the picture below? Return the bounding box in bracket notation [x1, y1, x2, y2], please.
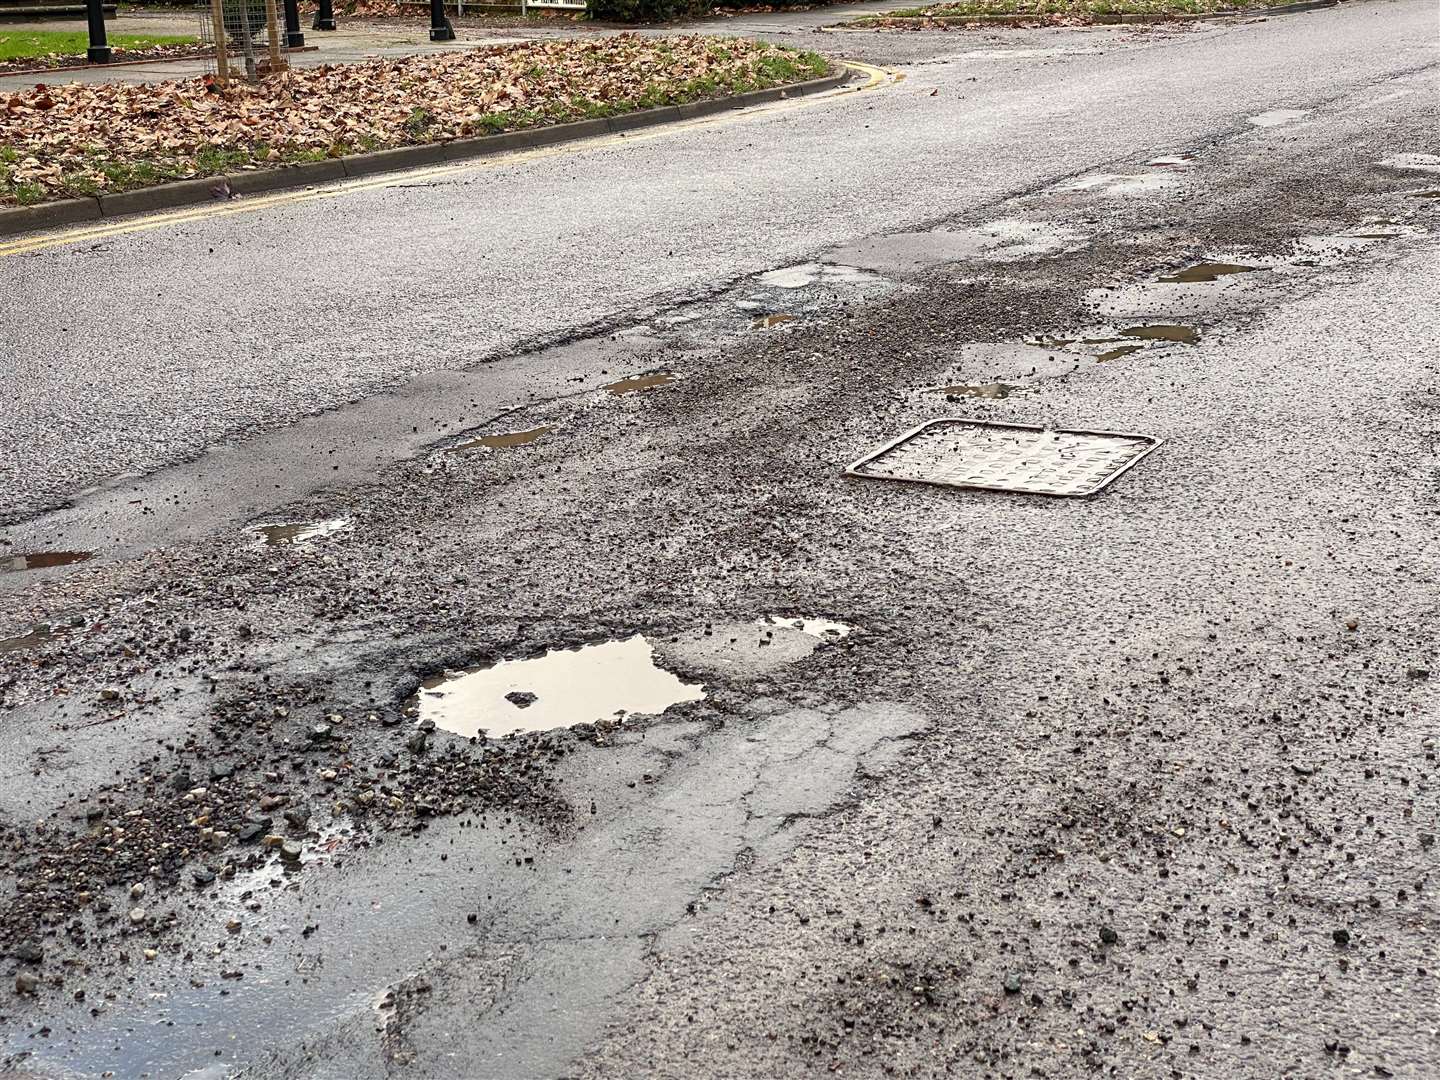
[822, 0, 1337, 29]
[0, 68, 852, 238]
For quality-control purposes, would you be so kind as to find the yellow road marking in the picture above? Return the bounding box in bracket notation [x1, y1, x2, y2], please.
[0, 61, 897, 259]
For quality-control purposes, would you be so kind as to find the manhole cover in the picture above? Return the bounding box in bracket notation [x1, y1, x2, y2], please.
[845, 419, 1160, 497]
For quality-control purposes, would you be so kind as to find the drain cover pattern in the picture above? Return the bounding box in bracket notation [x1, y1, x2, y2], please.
[846, 419, 1159, 497]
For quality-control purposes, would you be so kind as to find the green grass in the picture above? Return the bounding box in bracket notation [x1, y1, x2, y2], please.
[0, 29, 197, 62]
[0, 143, 327, 205]
[852, 0, 1266, 19]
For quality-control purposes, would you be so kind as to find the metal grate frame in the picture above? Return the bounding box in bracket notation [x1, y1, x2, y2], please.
[844, 418, 1161, 498]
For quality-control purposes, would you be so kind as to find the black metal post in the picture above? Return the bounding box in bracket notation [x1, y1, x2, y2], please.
[282, 0, 305, 48]
[85, 0, 111, 63]
[312, 0, 336, 31]
[429, 0, 454, 41]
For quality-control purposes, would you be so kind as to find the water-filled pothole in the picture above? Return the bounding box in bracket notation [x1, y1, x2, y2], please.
[252, 519, 352, 547]
[605, 373, 676, 396]
[447, 427, 550, 452]
[1120, 324, 1200, 345]
[763, 615, 853, 640]
[3, 551, 93, 573]
[0, 624, 61, 654]
[415, 636, 705, 738]
[1158, 262, 1261, 283]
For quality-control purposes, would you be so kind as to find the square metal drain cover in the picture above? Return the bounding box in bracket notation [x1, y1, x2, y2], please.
[845, 419, 1160, 497]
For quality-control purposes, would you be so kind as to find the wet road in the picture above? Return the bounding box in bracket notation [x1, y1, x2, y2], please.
[3, 0, 1438, 522]
[3, 3, 1440, 1079]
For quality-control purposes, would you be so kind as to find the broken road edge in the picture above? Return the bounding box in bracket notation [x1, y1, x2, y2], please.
[0, 66, 854, 239]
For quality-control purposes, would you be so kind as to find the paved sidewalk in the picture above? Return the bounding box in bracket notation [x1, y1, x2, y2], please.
[0, 1, 901, 90]
[0, 17, 530, 90]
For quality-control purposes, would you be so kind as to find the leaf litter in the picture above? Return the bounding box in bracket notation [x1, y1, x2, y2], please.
[0, 35, 827, 204]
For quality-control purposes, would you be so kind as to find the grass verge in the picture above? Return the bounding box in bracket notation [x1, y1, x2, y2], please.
[0, 29, 198, 65]
[0, 36, 830, 206]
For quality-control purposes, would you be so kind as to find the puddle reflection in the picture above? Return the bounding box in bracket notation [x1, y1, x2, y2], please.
[416, 636, 704, 739]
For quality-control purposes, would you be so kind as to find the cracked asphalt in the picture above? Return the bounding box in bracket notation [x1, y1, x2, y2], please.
[2, 2, 1440, 1077]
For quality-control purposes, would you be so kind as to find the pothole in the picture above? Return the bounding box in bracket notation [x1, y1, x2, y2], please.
[251, 518, 352, 547]
[3, 551, 93, 573]
[605, 373, 676, 396]
[657, 616, 854, 676]
[1157, 262, 1262, 283]
[923, 382, 1031, 400]
[413, 636, 705, 739]
[755, 263, 877, 289]
[1055, 173, 1175, 196]
[824, 219, 1086, 273]
[446, 426, 550, 452]
[1377, 153, 1440, 173]
[762, 615, 853, 640]
[1247, 109, 1308, 128]
[1146, 154, 1194, 168]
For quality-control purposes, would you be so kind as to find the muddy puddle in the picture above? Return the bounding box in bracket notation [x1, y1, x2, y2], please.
[3, 551, 93, 573]
[0, 624, 61, 654]
[1096, 344, 1145, 362]
[752, 314, 798, 329]
[447, 426, 551, 452]
[605, 373, 676, 396]
[252, 518, 352, 547]
[1120, 324, 1200, 345]
[415, 635, 705, 739]
[1158, 262, 1262, 283]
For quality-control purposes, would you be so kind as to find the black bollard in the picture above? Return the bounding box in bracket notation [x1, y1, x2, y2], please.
[429, 0, 454, 41]
[85, 0, 111, 63]
[282, 0, 305, 48]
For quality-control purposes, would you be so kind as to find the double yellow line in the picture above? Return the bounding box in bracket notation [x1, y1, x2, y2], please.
[0, 61, 894, 259]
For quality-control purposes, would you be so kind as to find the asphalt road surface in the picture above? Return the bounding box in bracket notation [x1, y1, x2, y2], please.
[2, 3, 1439, 1078]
